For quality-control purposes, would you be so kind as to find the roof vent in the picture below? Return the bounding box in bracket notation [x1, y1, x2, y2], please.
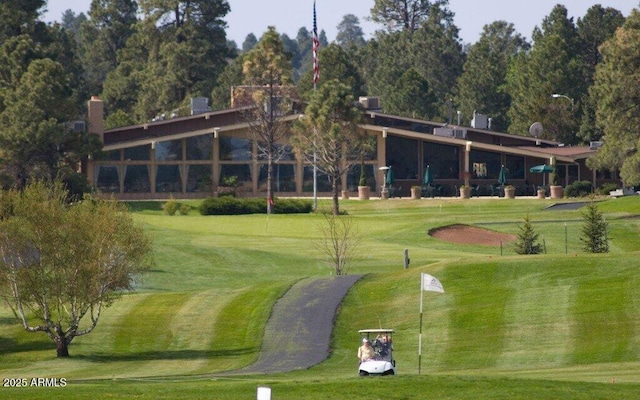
[471, 111, 488, 129]
[359, 96, 381, 110]
[191, 97, 212, 115]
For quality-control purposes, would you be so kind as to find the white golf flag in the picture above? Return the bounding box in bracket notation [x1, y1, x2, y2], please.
[421, 273, 444, 293]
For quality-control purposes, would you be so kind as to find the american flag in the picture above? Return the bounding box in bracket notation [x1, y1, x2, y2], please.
[312, 1, 320, 85]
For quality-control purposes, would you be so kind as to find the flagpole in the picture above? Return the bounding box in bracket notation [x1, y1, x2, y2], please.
[312, 0, 319, 210]
[418, 273, 444, 376]
[419, 274, 424, 375]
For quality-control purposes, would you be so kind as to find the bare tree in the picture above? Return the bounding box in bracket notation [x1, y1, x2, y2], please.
[293, 79, 372, 215]
[0, 181, 153, 357]
[315, 213, 361, 275]
[241, 26, 294, 214]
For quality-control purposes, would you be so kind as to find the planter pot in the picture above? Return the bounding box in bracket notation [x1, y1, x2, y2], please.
[459, 187, 471, 199]
[357, 186, 370, 200]
[410, 187, 421, 200]
[341, 190, 349, 200]
[537, 189, 546, 199]
[504, 187, 515, 198]
[550, 185, 563, 199]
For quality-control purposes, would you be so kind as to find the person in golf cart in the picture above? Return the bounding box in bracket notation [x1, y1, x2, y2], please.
[357, 338, 375, 363]
[373, 334, 392, 361]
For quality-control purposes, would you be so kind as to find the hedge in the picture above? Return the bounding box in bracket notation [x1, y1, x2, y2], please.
[199, 197, 313, 215]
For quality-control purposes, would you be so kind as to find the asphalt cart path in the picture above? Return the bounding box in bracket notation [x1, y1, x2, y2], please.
[228, 275, 362, 375]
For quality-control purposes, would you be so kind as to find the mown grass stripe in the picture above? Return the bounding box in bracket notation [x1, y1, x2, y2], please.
[498, 271, 574, 369]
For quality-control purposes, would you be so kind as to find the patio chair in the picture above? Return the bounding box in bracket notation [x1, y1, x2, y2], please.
[388, 185, 399, 198]
[470, 184, 480, 197]
[486, 184, 500, 197]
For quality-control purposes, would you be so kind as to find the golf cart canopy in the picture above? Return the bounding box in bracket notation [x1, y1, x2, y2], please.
[359, 329, 394, 334]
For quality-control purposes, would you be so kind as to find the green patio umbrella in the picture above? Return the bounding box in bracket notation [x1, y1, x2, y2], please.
[529, 164, 553, 173]
[423, 165, 433, 186]
[386, 166, 395, 187]
[498, 165, 508, 186]
[529, 164, 553, 186]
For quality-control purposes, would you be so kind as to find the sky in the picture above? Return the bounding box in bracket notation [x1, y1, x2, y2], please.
[43, 0, 639, 45]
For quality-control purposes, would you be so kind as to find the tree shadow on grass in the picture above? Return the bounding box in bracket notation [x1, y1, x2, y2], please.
[73, 347, 259, 363]
[0, 337, 54, 354]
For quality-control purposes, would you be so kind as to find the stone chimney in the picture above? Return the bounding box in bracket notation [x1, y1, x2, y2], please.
[87, 96, 104, 143]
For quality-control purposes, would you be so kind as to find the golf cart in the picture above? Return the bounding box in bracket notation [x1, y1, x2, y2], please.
[358, 329, 396, 376]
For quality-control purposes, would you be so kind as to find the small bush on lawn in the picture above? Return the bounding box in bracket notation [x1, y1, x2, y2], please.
[564, 180, 593, 198]
[179, 204, 190, 215]
[598, 182, 618, 196]
[199, 197, 313, 215]
[273, 198, 313, 214]
[163, 197, 178, 215]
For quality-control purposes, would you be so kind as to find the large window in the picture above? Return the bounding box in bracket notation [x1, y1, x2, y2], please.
[103, 150, 121, 161]
[470, 150, 501, 180]
[347, 164, 377, 191]
[124, 165, 150, 192]
[257, 143, 295, 161]
[259, 164, 296, 192]
[187, 165, 212, 192]
[386, 136, 419, 179]
[423, 142, 459, 179]
[219, 164, 252, 186]
[505, 155, 525, 179]
[302, 167, 332, 192]
[220, 136, 252, 161]
[124, 145, 150, 161]
[155, 140, 182, 161]
[95, 165, 119, 192]
[156, 165, 182, 192]
[187, 135, 213, 160]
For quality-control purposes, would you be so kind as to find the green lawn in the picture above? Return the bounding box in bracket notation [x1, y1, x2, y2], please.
[2, 196, 640, 399]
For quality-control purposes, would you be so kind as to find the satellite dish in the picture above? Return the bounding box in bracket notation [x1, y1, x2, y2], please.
[529, 122, 543, 138]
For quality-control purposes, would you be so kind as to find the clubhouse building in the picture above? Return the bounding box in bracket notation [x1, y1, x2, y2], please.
[85, 95, 607, 199]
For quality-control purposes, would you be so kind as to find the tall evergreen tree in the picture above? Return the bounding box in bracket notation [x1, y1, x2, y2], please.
[506, 5, 584, 144]
[241, 27, 294, 214]
[297, 43, 365, 101]
[576, 5, 625, 143]
[292, 80, 370, 216]
[455, 21, 529, 132]
[336, 14, 366, 48]
[102, 0, 230, 122]
[0, 59, 85, 186]
[589, 9, 640, 185]
[370, 0, 453, 34]
[408, 6, 464, 119]
[0, 0, 46, 42]
[80, 0, 139, 96]
[386, 68, 435, 120]
[242, 33, 258, 53]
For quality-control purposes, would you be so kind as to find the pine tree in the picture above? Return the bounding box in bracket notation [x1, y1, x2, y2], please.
[514, 214, 542, 255]
[580, 202, 609, 253]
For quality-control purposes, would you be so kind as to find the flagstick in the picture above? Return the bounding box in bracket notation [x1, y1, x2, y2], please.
[312, 1, 319, 210]
[419, 277, 424, 375]
[418, 273, 444, 376]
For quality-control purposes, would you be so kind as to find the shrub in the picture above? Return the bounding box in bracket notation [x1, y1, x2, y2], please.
[513, 214, 542, 255]
[580, 201, 609, 253]
[273, 198, 314, 214]
[199, 197, 313, 215]
[359, 159, 367, 187]
[179, 204, 190, 215]
[162, 197, 178, 215]
[598, 182, 618, 195]
[564, 181, 593, 198]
